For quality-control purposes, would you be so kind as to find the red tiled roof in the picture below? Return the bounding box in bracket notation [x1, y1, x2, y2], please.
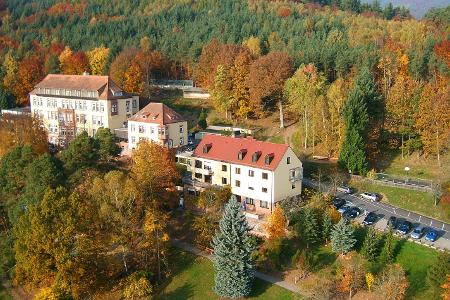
[31, 74, 130, 100]
[193, 134, 289, 171]
[128, 102, 186, 125]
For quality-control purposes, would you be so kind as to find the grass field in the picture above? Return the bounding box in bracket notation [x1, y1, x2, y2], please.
[350, 179, 450, 223]
[156, 250, 302, 300]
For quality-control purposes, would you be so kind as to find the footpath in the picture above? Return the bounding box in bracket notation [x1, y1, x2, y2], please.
[171, 239, 301, 294]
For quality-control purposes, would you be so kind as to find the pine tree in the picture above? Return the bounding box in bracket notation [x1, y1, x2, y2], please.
[212, 197, 256, 298]
[339, 127, 368, 175]
[380, 228, 395, 264]
[331, 219, 356, 255]
[427, 251, 450, 289]
[296, 208, 320, 248]
[197, 109, 207, 129]
[322, 212, 333, 244]
[360, 227, 379, 261]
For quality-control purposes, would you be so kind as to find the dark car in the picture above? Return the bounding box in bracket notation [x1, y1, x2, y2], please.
[343, 207, 361, 219]
[332, 197, 346, 209]
[425, 229, 438, 242]
[396, 220, 412, 235]
[362, 212, 377, 225]
[387, 216, 397, 229]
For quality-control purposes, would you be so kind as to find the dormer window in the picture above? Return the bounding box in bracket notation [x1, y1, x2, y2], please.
[153, 114, 159, 120]
[114, 91, 123, 97]
[238, 149, 247, 160]
[264, 153, 274, 165]
[203, 143, 212, 154]
[252, 151, 261, 162]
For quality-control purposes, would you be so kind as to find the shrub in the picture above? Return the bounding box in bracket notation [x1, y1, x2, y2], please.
[122, 272, 153, 299]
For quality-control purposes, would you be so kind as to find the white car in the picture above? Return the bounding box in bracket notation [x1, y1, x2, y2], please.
[337, 186, 353, 194]
[360, 192, 380, 202]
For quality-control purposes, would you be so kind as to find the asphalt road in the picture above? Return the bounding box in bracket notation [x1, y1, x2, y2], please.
[303, 178, 450, 250]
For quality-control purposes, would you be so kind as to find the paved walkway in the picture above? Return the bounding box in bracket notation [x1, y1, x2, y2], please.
[303, 177, 450, 251]
[171, 239, 301, 294]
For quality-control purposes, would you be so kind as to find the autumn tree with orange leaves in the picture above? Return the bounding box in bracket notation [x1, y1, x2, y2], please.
[265, 206, 287, 240]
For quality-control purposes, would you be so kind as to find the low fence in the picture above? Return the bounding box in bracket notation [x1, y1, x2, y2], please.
[350, 174, 433, 192]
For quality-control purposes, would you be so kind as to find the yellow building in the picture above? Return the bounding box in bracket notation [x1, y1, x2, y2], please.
[29, 73, 139, 147]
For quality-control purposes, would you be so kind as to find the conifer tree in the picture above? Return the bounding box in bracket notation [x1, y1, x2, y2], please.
[380, 228, 395, 264]
[212, 197, 256, 298]
[427, 251, 450, 290]
[296, 207, 320, 248]
[331, 219, 356, 255]
[361, 227, 379, 261]
[322, 212, 333, 244]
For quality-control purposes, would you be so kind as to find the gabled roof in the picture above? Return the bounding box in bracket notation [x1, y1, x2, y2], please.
[31, 74, 131, 100]
[128, 102, 186, 125]
[193, 134, 290, 171]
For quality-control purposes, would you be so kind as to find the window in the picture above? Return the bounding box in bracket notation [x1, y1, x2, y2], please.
[195, 173, 202, 179]
[290, 169, 296, 180]
[126, 101, 130, 112]
[260, 201, 269, 209]
[262, 187, 268, 193]
[222, 177, 227, 185]
[248, 170, 254, 177]
[100, 103, 105, 112]
[291, 183, 296, 189]
[262, 172, 268, 180]
[131, 136, 136, 143]
[245, 198, 254, 205]
[287, 157, 291, 164]
[132, 99, 137, 109]
[111, 101, 118, 115]
[180, 137, 184, 145]
[179, 125, 184, 133]
[222, 165, 227, 172]
[238, 149, 247, 160]
[235, 167, 241, 174]
[138, 125, 145, 133]
[248, 186, 254, 190]
[130, 124, 135, 132]
[195, 160, 202, 168]
[252, 151, 261, 162]
[235, 180, 240, 187]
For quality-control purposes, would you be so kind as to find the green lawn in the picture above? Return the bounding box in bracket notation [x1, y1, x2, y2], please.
[156, 250, 302, 300]
[349, 179, 450, 223]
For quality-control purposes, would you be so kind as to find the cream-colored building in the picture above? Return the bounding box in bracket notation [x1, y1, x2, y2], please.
[127, 102, 187, 149]
[176, 135, 303, 215]
[29, 74, 139, 147]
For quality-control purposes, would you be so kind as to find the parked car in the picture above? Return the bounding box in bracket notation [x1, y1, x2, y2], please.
[396, 220, 412, 235]
[332, 197, 346, 209]
[338, 203, 353, 214]
[343, 207, 361, 219]
[360, 192, 380, 202]
[387, 216, 398, 229]
[425, 229, 438, 242]
[362, 212, 377, 225]
[337, 186, 353, 194]
[411, 226, 426, 239]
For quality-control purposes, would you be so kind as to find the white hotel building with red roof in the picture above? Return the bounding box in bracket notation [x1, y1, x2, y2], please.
[176, 134, 303, 215]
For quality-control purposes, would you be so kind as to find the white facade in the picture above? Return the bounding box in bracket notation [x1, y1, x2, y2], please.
[30, 94, 139, 145]
[128, 120, 188, 149]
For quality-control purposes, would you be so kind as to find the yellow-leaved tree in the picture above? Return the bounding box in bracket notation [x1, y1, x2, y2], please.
[87, 46, 110, 75]
[265, 206, 287, 240]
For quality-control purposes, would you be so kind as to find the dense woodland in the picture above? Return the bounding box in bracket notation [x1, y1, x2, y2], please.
[0, 0, 450, 298]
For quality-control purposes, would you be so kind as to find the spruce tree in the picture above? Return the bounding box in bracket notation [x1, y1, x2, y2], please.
[380, 228, 395, 264]
[331, 219, 356, 255]
[339, 67, 380, 175]
[360, 227, 379, 261]
[322, 212, 333, 244]
[212, 197, 256, 298]
[296, 208, 319, 248]
[427, 251, 450, 289]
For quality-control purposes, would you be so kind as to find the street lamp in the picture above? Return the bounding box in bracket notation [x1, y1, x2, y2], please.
[404, 166, 410, 183]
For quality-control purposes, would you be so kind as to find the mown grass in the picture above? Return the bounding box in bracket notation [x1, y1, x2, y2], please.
[349, 179, 450, 223]
[155, 250, 302, 300]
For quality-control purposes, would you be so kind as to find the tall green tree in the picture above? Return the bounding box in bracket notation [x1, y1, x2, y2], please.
[322, 212, 333, 243]
[380, 228, 395, 264]
[0, 85, 15, 109]
[60, 132, 99, 173]
[212, 197, 256, 298]
[211, 65, 234, 119]
[360, 226, 379, 261]
[331, 219, 356, 255]
[427, 251, 450, 291]
[296, 207, 320, 248]
[95, 127, 120, 160]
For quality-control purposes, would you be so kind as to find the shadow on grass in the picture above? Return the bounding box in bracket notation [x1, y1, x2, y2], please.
[156, 282, 194, 300]
[250, 278, 273, 298]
